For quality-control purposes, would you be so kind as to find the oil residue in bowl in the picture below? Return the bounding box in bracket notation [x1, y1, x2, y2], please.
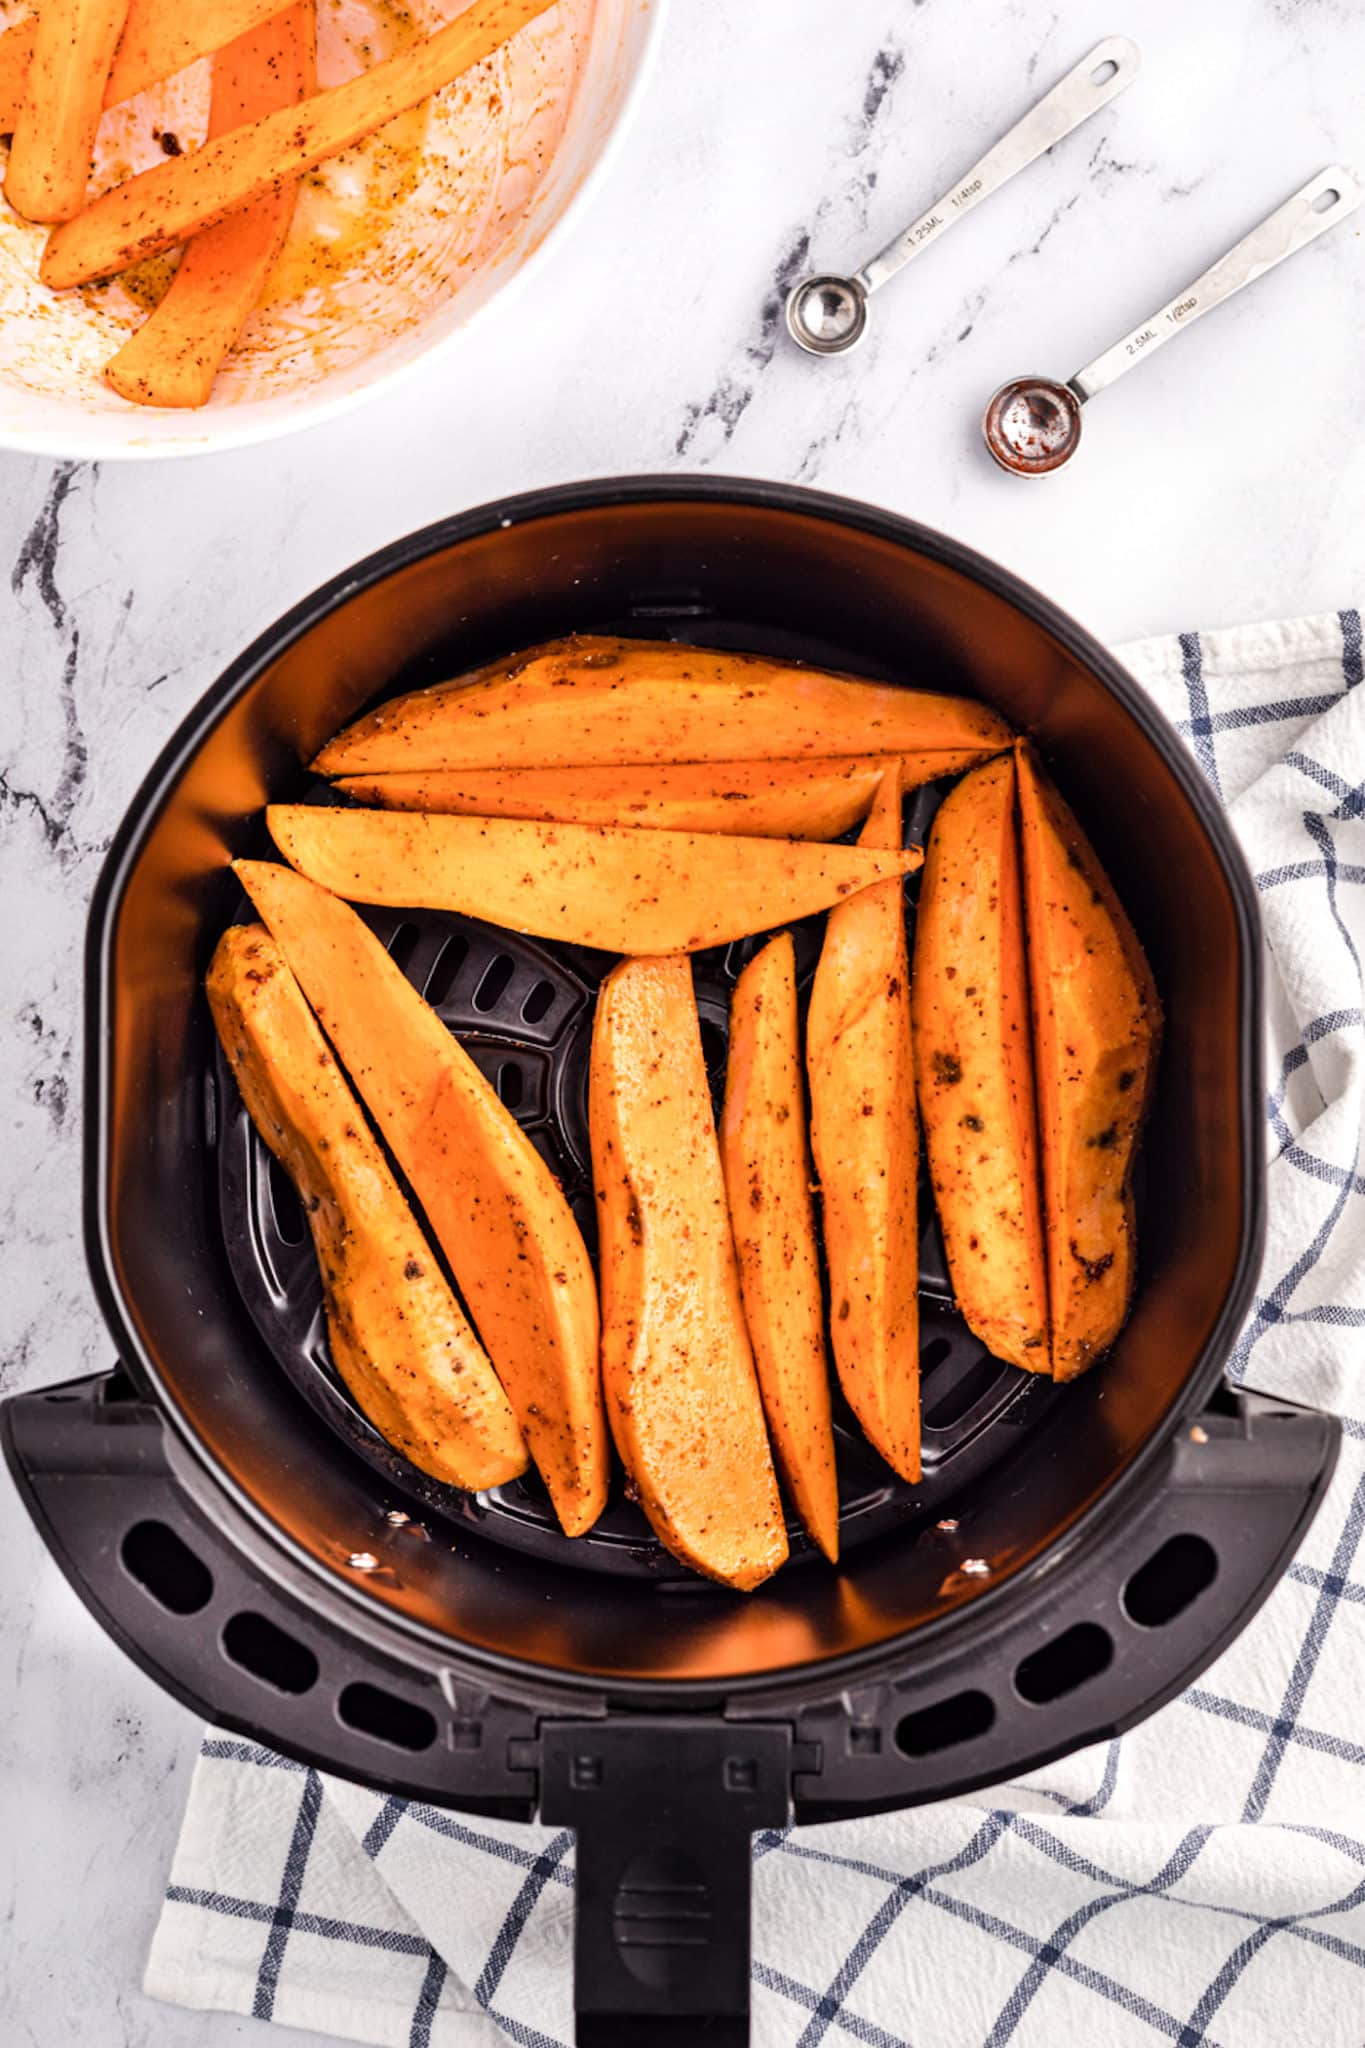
[262, 0, 431, 310]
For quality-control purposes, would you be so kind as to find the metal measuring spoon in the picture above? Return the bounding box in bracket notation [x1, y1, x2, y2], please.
[785, 37, 1141, 357]
[983, 164, 1362, 475]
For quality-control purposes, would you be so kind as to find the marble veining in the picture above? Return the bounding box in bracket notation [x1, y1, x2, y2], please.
[3, 1, 1365, 2042]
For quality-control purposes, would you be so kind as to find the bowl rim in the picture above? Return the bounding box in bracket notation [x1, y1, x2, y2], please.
[83, 473, 1268, 1700]
[0, 0, 669, 464]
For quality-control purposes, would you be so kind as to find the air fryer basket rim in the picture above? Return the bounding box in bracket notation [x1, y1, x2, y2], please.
[82, 473, 1267, 1698]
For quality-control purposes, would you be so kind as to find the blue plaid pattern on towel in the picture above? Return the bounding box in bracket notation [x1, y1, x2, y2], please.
[145, 611, 1365, 2048]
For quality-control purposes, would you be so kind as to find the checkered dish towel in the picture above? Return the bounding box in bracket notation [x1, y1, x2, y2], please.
[146, 609, 1365, 2048]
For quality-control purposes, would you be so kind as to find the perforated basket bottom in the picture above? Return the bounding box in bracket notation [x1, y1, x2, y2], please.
[215, 778, 1063, 1580]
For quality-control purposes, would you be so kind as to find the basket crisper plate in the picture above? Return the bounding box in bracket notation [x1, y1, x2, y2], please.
[215, 778, 1062, 1579]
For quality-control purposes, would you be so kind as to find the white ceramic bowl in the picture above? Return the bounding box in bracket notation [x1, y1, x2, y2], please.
[0, 0, 663, 460]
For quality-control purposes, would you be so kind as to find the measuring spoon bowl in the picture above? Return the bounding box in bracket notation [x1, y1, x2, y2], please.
[785, 274, 868, 355]
[983, 377, 1083, 475]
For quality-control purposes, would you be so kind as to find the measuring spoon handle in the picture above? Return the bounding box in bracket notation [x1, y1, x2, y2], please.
[855, 36, 1141, 296]
[1070, 165, 1362, 402]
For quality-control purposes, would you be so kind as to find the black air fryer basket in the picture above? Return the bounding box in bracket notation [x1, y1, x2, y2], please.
[3, 479, 1338, 2046]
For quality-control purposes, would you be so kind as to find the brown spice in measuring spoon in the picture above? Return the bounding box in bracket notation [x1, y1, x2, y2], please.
[983, 376, 1083, 475]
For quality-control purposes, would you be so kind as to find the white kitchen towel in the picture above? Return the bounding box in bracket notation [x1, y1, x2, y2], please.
[145, 608, 1365, 2048]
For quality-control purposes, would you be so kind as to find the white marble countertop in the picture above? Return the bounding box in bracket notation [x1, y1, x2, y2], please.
[2, 1, 1363, 2042]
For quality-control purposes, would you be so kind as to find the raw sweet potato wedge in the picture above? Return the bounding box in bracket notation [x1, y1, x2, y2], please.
[266, 805, 920, 956]
[806, 769, 921, 1481]
[206, 923, 526, 1493]
[913, 754, 1049, 1373]
[5, 0, 131, 224]
[590, 955, 788, 1590]
[0, 0, 286, 132]
[1015, 742, 1160, 1379]
[41, 0, 557, 287]
[235, 860, 607, 1537]
[721, 933, 839, 1560]
[312, 635, 1012, 776]
[332, 755, 972, 841]
[106, 4, 315, 410]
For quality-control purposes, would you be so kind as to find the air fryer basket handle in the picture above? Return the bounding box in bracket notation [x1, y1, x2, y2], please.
[1, 1367, 545, 1809]
[539, 1719, 793, 2047]
[779, 1394, 1343, 1820]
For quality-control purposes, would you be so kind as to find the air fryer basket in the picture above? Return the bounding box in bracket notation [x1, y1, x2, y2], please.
[3, 480, 1338, 2046]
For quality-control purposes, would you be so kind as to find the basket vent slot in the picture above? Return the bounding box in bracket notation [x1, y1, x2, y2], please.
[896, 1689, 995, 1756]
[1123, 1533, 1218, 1628]
[522, 979, 556, 1024]
[121, 1520, 213, 1616]
[498, 1063, 525, 1110]
[920, 1337, 953, 1378]
[338, 1681, 437, 1752]
[267, 1153, 307, 1248]
[1015, 1622, 1113, 1704]
[385, 923, 421, 977]
[922, 1346, 1001, 1429]
[473, 954, 515, 1013]
[422, 934, 469, 1007]
[222, 1611, 319, 1695]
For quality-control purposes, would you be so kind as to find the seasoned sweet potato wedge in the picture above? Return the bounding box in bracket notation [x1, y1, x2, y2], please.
[235, 860, 607, 1537]
[6, 0, 131, 224]
[0, 0, 286, 132]
[105, 4, 316, 410]
[332, 755, 970, 840]
[721, 933, 839, 1560]
[266, 805, 920, 956]
[806, 770, 921, 1480]
[1016, 743, 1160, 1379]
[206, 923, 526, 1493]
[913, 755, 1049, 1373]
[312, 635, 1012, 776]
[590, 955, 787, 1590]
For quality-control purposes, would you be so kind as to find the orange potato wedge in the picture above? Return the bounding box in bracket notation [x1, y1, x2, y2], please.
[1016, 742, 1160, 1380]
[6, 0, 131, 223]
[332, 755, 974, 840]
[807, 768, 921, 1481]
[206, 923, 526, 1492]
[41, 0, 558, 287]
[312, 635, 1013, 776]
[720, 933, 839, 1560]
[913, 755, 1049, 1373]
[105, 4, 315, 410]
[266, 805, 921, 956]
[0, 0, 287, 132]
[590, 955, 787, 1590]
[235, 859, 607, 1537]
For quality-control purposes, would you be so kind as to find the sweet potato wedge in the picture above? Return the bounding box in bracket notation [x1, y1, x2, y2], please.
[266, 805, 921, 956]
[807, 768, 921, 1480]
[331, 756, 971, 841]
[6, 0, 131, 224]
[312, 636, 1012, 776]
[206, 923, 526, 1492]
[720, 933, 839, 1561]
[235, 859, 607, 1537]
[913, 754, 1049, 1373]
[0, 0, 285, 132]
[41, 0, 558, 288]
[1015, 742, 1160, 1379]
[590, 955, 787, 1589]
[105, 4, 315, 411]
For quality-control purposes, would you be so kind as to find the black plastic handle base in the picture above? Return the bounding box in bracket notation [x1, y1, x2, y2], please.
[1, 1367, 547, 1811]
[2, 1368, 1342, 2048]
[540, 1720, 792, 2047]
